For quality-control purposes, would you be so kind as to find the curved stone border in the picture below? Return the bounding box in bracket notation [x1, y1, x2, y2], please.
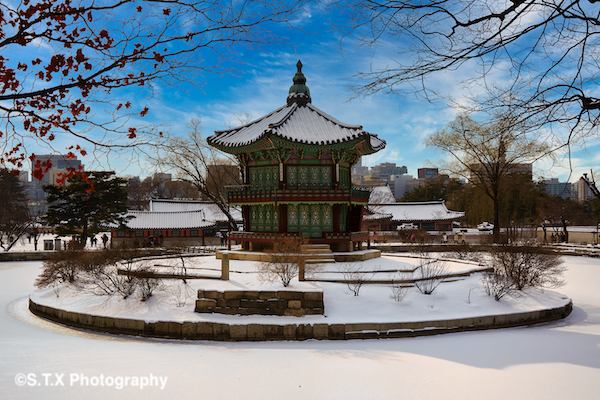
[29, 297, 572, 341]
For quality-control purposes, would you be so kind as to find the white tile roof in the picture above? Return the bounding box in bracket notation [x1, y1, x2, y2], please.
[123, 200, 242, 230]
[208, 103, 386, 150]
[367, 201, 465, 222]
[369, 185, 396, 204]
[125, 210, 216, 230]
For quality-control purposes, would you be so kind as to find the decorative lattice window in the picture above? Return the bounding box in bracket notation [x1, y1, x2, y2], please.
[190, 229, 199, 237]
[311, 205, 321, 226]
[323, 205, 332, 225]
[299, 205, 309, 226]
[258, 168, 264, 185]
[287, 166, 297, 186]
[299, 166, 309, 186]
[322, 167, 332, 185]
[273, 207, 279, 230]
[264, 206, 271, 231]
[136, 230, 144, 237]
[310, 166, 320, 184]
[172, 230, 180, 237]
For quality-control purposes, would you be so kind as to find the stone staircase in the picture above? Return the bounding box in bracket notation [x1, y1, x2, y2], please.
[301, 244, 336, 264]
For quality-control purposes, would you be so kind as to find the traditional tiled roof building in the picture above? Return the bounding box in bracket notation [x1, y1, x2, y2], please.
[207, 61, 386, 251]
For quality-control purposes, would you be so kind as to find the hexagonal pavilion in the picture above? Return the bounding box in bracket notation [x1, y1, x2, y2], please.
[207, 61, 386, 251]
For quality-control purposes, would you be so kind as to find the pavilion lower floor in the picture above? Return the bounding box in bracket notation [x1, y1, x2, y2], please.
[229, 231, 371, 252]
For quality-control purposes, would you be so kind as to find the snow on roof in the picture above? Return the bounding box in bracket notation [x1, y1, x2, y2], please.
[369, 185, 396, 204]
[123, 200, 242, 230]
[207, 102, 385, 150]
[125, 210, 216, 230]
[368, 201, 465, 222]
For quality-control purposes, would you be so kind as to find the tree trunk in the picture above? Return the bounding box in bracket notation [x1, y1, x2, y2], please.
[493, 193, 501, 243]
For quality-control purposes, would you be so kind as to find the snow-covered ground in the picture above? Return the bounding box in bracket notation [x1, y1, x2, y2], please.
[29, 255, 568, 325]
[1, 252, 600, 399]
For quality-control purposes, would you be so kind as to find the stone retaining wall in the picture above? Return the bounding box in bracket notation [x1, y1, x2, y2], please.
[196, 290, 324, 316]
[29, 298, 572, 341]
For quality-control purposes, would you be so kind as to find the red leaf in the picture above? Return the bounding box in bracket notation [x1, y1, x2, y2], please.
[163, 8, 171, 16]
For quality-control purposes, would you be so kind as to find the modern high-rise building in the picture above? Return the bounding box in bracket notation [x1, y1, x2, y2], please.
[418, 168, 439, 180]
[542, 178, 573, 199]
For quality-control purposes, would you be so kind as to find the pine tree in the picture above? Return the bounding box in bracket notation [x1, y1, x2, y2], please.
[44, 172, 130, 247]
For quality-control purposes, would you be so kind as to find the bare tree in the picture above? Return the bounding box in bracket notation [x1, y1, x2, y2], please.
[337, 262, 377, 296]
[0, 169, 33, 251]
[0, 0, 310, 173]
[491, 243, 566, 291]
[334, 0, 600, 150]
[427, 114, 551, 242]
[256, 236, 318, 287]
[388, 271, 411, 302]
[414, 257, 449, 295]
[152, 118, 241, 231]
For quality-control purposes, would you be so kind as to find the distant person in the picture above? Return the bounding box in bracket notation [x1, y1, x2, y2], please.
[461, 231, 466, 244]
[101, 234, 109, 249]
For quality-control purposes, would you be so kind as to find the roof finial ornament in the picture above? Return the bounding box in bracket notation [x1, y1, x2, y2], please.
[287, 60, 311, 106]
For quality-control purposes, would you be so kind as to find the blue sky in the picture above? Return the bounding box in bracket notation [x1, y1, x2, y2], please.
[18, 4, 600, 184]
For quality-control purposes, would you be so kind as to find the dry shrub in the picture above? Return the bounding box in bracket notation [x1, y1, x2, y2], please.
[388, 271, 412, 302]
[256, 236, 321, 287]
[414, 257, 450, 295]
[485, 242, 566, 295]
[337, 263, 378, 296]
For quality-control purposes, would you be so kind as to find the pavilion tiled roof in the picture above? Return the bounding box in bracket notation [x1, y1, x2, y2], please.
[207, 61, 385, 153]
[367, 201, 465, 222]
[207, 102, 386, 150]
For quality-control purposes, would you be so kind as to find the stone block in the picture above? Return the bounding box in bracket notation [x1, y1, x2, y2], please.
[247, 324, 265, 341]
[283, 324, 297, 340]
[212, 323, 230, 340]
[219, 308, 239, 315]
[197, 322, 213, 340]
[277, 291, 304, 300]
[238, 308, 260, 315]
[197, 290, 205, 298]
[303, 291, 323, 301]
[240, 299, 261, 308]
[284, 309, 306, 317]
[168, 322, 182, 338]
[288, 300, 302, 309]
[226, 299, 241, 308]
[304, 308, 324, 315]
[182, 322, 197, 339]
[328, 324, 345, 340]
[302, 300, 324, 309]
[313, 323, 329, 340]
[263, 325, 283, 340]
[243, 291, 260, 299]
[296, 324, 313, 340]
[259, 291, 278, 300]
[229, 324, 248, 341]
[267, 298, 286, 308]
[223, 290, 245, 300]
[144, 322, 156, 336]
[203, 290, 224, 299]
[196, 299, 217, 310]
[153, 321, 170, 337]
